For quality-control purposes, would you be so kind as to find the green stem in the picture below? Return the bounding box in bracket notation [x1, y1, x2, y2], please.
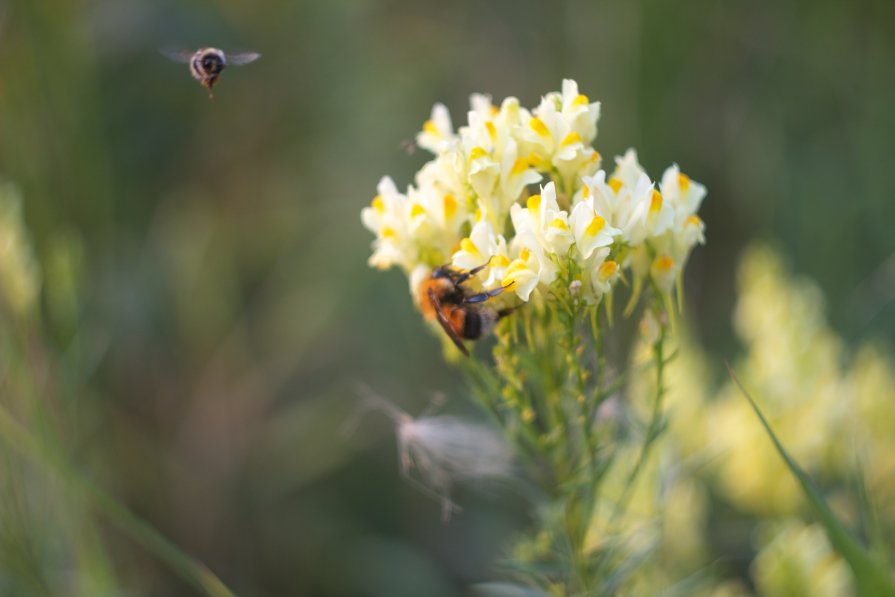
[608, 312, 668, 528]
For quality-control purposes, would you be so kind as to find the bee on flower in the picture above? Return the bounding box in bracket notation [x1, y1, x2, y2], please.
[359, 79, 709, 594]
[451, 220, 512, 289]
[361, 79, 706, 337]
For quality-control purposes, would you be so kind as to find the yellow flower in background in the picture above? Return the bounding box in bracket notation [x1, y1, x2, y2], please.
[849, 343, 895, 523]
[752, 521, 855, 597]
[628, 241, 895, 596]
[704, 246, 857, 514]
[0, 182, 40, 317]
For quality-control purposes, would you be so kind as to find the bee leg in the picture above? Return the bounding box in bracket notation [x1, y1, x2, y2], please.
[453, 257, 494, 284]
[203, 76, 219, 99]
[497, 307, 517, 320]
[428, 289, 470, 356]
[463, 281, 514, 304]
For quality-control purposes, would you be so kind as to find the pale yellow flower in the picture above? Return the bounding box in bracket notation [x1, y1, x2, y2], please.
[502, 231, 556, 301]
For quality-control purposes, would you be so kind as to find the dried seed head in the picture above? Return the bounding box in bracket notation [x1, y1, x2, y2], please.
[350, 386, 512, 520]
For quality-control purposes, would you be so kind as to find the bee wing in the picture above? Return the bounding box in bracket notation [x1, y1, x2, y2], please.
[428, 289, 470, 357]
[160, 48, 194, 64]
[227, 52, 261, 65]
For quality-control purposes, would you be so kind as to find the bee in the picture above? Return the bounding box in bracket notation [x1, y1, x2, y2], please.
[419, 262, 515, 356]
[163, 47, 260, 98]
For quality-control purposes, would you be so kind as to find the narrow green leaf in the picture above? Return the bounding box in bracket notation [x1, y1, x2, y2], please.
[726, 363, 895, 597]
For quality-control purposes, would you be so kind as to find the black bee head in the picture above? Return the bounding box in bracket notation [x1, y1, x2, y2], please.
[200, 52, 227, 76]
[432, 266, 452, 279]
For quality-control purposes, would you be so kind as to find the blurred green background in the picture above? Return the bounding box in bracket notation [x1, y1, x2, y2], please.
[0, 0, 893, 594]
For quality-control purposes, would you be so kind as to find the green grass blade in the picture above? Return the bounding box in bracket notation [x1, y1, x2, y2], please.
[0, 404, 237, 597]
[726, 363, 895, 597]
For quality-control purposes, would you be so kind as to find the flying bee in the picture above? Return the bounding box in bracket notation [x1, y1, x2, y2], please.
[163, 47, 260, 98]
[418, 262, 515, 356]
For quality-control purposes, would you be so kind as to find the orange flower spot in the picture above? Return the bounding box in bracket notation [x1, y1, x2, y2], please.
[598, 260, 618, 281]
[527, 194, 541, 211]
[585, 215, 605, 237]
[650, 189, 663, 213]
[572, 94, 590, 107]
[511, 157, 530, 176]
[654, 255, 674, 272]
[443, 194, 458, 219]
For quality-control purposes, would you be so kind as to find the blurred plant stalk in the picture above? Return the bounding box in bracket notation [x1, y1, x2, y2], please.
[0, 181, 236, 597]
[463, 280, 674, 595]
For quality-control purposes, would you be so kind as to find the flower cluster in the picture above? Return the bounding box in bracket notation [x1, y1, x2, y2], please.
[361, 80, 706, 307]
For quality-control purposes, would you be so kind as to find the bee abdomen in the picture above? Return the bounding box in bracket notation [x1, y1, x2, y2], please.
[463, 311, 482, 340]
[463, 309, 498, 339]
